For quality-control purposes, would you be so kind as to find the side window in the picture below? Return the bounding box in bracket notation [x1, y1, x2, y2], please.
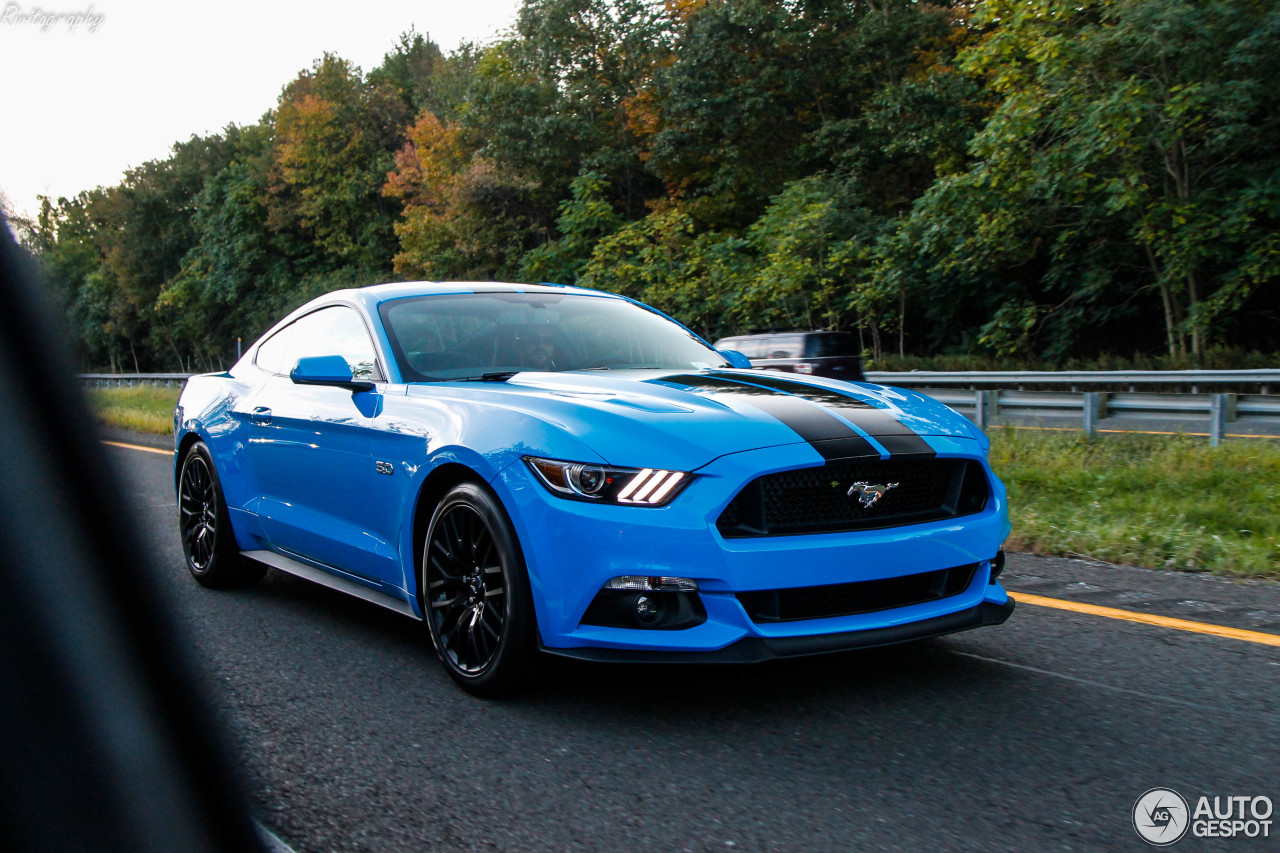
[254, 325, 293, 375]
[765, 335, 803, 359]
[284, 306, 382, 381]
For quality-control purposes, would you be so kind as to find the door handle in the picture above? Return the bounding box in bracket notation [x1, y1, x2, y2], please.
[249, 407, 272, 425]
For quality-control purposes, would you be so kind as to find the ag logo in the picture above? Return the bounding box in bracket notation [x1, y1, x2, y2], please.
[1133, 788, 1190, 846]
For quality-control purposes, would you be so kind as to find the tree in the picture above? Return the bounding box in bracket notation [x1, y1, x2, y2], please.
[648, 0, 960, 227]
[384, 110, 530, 279]
[269, 53, 407, 275]
[519, 171, 624, 283]
[368, 29, 447, 119]
[900, 0, 1280, 359]
[579, 203, 752, 340]
[154, 124, 291, 366]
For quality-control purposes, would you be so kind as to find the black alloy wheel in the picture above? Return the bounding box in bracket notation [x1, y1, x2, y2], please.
[423, 482, 538, 696]
[178, 442, 263, 588]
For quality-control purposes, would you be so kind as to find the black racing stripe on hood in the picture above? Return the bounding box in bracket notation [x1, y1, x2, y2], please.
[708, 372, 936, 458]
[658, 374, 880, 462]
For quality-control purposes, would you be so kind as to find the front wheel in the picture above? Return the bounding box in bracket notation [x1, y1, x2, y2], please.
[422, 482, 539, 697]
[178, 442, 264, 588]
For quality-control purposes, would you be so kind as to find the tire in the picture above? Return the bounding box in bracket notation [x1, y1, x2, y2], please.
[178, 442, 264, 588]
[422, 482, 540, 697]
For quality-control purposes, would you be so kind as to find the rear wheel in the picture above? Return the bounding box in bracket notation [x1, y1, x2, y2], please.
[178, 442, 264, 588]
[422, 482, 539, 697]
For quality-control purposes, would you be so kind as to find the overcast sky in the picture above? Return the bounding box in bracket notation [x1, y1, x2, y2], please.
[0, 0, 524, 221]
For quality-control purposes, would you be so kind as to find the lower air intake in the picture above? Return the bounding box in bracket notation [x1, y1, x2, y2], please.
[736, 562, 979, 623]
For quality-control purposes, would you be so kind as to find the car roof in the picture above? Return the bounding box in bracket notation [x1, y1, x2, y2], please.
[257, 282, 628, 351]
[333, 281, 619, 313]
[253, 281, 686, 359]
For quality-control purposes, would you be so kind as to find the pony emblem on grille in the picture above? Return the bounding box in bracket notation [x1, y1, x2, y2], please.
[847, 481, 899, 508]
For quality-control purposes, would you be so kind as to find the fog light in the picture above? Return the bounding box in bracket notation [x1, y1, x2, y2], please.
[989, 550, 1006, 583]
[634, 594, 659, 625]
[580, 586, 707, 631]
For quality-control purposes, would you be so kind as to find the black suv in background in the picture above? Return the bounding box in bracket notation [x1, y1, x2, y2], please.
[713, 331, 865, 381]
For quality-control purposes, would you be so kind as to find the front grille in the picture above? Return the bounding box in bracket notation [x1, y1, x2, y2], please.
[716, 458, 989, 538]
[737, 562, 978, 623]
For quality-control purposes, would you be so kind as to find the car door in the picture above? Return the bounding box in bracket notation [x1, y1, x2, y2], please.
[246, 305, 400, 585]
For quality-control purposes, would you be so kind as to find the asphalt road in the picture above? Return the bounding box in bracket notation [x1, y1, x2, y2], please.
[108, 438, 1280, 852]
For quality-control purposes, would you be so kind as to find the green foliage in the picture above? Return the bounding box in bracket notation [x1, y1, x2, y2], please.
[579, 204, 751, 340]
[155, 126, 285, 365]
[37, 39, 456, 369]
[29, 0, 1280, 371]
[990, 430, 1280, 577]
[896, 0, 1280, 360]
[270, 53, 406, 273]
[520, 171, 624, 284]
[369, 29, 448, 119]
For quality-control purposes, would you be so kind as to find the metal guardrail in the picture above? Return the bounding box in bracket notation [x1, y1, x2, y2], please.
[905, 389, 1279, 445]
[864, 370, 1280, 445]
[79, 373, 190, 387]
[80, 370, 1279, 445]
[866, 369, 1280, 393]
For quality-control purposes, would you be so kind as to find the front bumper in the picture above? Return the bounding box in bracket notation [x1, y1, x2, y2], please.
[493, 437, 1013, 657]
[543, 598, 1016, 663]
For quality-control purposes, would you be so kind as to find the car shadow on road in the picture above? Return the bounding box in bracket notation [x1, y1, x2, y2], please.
[535, 638, 1010, 710]
[235, 568, 429, 649]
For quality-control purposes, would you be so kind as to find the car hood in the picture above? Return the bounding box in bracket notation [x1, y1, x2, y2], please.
[404, 369, 980, 471]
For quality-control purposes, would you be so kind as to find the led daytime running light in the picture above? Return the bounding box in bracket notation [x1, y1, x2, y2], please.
[615, 468, 651, 502]
[646, 471, 686, 504]
[618, 469, 686, 504]
[524, 457, 691, 507]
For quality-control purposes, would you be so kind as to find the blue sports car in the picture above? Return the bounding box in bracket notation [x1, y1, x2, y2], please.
[175, 282, 1013, 695]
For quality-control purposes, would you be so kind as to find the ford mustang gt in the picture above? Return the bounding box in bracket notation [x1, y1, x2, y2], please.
[175, 282, 1013, 695]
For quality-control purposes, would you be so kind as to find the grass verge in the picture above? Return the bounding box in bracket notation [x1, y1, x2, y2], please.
[88, 386, 180, 435]
[990, 429, 1280, 578]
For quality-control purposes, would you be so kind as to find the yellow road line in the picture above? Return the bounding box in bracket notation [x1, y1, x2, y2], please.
[1010, 591, 1280, 648]
[101, 440, 174, 456]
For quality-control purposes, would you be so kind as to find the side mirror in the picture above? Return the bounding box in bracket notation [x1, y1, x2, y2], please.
[289, 355, 375, 391]
[719, 349, 753, 369]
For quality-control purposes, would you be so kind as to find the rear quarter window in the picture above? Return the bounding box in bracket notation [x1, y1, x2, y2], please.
[254, 325, 293, 375]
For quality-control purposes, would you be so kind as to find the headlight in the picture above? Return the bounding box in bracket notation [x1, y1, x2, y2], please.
[523, 456, 692, 506]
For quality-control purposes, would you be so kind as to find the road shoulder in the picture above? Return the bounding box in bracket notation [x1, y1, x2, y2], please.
[1003, 552, 1280, 636]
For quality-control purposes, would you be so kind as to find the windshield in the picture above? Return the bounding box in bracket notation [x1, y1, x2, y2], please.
[379, 292, 728, 381]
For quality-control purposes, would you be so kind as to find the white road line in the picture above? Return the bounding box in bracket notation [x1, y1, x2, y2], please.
[256, 820, 299, 853]
[944, 649, 1227, 713]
